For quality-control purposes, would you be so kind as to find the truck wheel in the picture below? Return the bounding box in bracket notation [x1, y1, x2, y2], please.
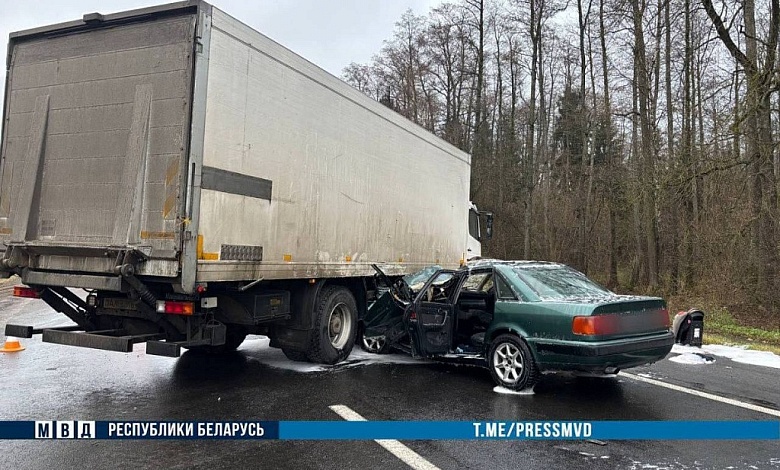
[488, 334, 538, 391]
[189, 326, 247, 355]
[306, 286, 357, 364]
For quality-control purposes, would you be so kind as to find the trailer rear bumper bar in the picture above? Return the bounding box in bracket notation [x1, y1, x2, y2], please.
[23, 270, 127, 292]
[4, 323, 164, 353]
[5, 324, 82, 338]
[43, 329, 164, 353]
[4, 323, 222, 357]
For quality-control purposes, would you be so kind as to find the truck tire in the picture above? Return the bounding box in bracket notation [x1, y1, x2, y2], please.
[189, 326, 247, 355]
[306, 286, 357, 364]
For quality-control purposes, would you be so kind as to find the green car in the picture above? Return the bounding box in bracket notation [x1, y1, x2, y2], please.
[361, 260, 674, 390]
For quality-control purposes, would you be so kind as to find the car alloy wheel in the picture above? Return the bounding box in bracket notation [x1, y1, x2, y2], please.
[488, 334, 539, 391]
[493, 342, 523, 384]
[361, 335, 387, 353]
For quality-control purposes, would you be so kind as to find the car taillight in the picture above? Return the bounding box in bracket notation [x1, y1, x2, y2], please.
[13, 286, 40, 298]
[573, 316, 596, 335]
[572, 315, 617, 335]
[156, 300, 194, 315]
[659, 308, 670, 328]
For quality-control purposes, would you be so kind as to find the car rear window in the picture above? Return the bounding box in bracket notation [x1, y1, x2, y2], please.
[511, 266, 612, 300]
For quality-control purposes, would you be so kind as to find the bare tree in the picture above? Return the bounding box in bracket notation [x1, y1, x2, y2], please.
[702, 0, 780, 309]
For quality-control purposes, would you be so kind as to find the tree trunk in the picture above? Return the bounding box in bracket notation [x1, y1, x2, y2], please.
[600, 0, 618, 288]
[524, 0, 542, 260]
[633, 0, 659, 287]
[631, 55, 643, 287]
[665, 0, 678, 292]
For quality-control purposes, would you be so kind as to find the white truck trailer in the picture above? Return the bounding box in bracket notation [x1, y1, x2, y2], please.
[0, 1, 492, 363]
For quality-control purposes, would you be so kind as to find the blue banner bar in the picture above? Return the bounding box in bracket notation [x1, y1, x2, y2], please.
[279, 421, 780, 440]
[0, 421, 34, 439]
[0, 420, 777, 440]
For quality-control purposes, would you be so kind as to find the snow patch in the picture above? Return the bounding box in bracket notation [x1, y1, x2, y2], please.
[243, 336, 272, 348]
[671, 344, 780, 369]
[668, 353, 715, 365]
[493, 386, 534, 395]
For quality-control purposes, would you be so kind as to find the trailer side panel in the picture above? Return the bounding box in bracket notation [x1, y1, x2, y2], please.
[196, 8, 471, 282]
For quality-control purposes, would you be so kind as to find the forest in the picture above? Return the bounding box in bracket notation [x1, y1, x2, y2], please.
[342, 0, 780, 329]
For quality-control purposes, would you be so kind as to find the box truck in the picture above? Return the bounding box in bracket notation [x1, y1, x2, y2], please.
[0, 1, 492, 363]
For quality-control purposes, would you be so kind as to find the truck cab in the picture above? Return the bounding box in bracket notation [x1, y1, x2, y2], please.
[467, 204, 493, 259]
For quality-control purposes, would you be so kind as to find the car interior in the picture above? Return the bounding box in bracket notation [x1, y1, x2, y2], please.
[413, 269, 516, 356]
[454, 271, 496, 353]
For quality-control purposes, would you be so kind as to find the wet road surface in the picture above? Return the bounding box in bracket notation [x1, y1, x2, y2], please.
[1, 295, 778, 470]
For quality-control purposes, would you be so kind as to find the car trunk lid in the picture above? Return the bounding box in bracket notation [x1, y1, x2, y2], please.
[575, 297, 669, 340]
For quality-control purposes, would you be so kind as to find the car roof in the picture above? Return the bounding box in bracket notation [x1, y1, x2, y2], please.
[465, 259, 567, 270]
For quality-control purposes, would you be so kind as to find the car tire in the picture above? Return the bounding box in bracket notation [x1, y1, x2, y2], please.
[305, 286, 357, 365]
[282, 349, 308, 362]
[189, 326, 247, 355]
[488, 334, 538, 391]
[359, 325, 389, 354]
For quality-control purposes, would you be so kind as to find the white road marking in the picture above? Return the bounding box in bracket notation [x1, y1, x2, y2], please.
[329, 405, 441, 470]
[620, 372, 780, 417]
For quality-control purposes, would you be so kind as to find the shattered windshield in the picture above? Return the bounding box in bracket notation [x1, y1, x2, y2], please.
[385, 265, 444, 304]
[512, 265, 612, 300]
[403, 265, 442, 292]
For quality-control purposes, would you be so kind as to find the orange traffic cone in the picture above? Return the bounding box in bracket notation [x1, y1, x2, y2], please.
[0, 337, 25, 352]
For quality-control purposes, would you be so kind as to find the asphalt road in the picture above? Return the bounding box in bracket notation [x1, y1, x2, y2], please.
[0, 295, 778, 470]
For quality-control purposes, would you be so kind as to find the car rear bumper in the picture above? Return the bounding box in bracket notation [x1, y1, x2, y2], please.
[531, 332, 674, 372]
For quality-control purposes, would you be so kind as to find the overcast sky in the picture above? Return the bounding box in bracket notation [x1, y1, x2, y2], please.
[0, 0, 443, 106]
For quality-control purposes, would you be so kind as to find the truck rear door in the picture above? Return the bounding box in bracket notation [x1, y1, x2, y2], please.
[0, 10, 197, 276]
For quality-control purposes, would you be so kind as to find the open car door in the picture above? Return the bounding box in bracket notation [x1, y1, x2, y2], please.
[406, 270, 463, 357]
